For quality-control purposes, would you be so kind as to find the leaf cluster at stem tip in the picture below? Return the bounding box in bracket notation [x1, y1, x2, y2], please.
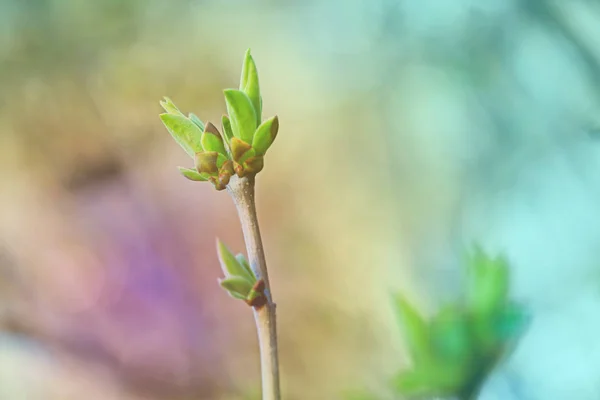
[158, 49, 279, 190]
[392, 246, 529, 400]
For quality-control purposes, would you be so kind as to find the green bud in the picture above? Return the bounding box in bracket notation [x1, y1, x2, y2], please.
[201, 122, 227, 156]
[394, 294, 431, 365]
[252, 116, 279, 155]
[178, 167, 209, 181]
[209, 176, 226, 191]
[246, 279, 267, 308]
[216, 239, 256, 282]
[189, 113, 205, 131]
[230, 137, 255, 164]
[219, 276, 253, 299]
[160, 114, 204, 158]
[239, 49, 261, 122]
[218, 160, 234, 187]
[160, 97, 185, 117]
[243, 156, 264, 174]
[234, 162, 246, 178]
[195, 151, 219, 174]
[223, 89, 257, 144]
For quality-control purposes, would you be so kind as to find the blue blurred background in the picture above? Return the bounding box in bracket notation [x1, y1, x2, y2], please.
[1, 1, 600, 399]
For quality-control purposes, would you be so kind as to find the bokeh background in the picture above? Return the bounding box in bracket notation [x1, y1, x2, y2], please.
[2, 0, 600, 399]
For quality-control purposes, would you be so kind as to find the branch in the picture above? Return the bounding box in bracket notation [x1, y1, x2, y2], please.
[228, 175, 281, 400]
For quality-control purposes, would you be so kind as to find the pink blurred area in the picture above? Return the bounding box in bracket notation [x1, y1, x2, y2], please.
[0, 2, 398, 399]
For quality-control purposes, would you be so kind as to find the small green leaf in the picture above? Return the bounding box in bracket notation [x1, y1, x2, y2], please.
[178, 167, 209, 181]
[493, 303, 529, 342]
[236, 253, 254, 279]
[240, 49, 261, 123]
[160, 114, 204, 158]
[467, 248, 509, 317]
[201, 122, 227, 156]
[394, 294, 431, 364]
[189, 113, 205, 131]
[223, 89, 257, 144]
[252, 116, 279, 155]
[220, 276, 253, 299]
[160, 97, 185, 117]
[221, 115, 234, 145]
[216, 239, 256, 282]
[430, 306, 472, 362]
[471, 314, 498, 353]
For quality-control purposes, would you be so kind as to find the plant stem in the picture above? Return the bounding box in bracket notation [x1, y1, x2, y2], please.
[228, 175, 281, 400]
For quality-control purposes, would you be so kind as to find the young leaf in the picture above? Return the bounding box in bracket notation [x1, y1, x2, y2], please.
[230, 137, 255, 164]
[195, 151, 219, 174]
[429, 306, 471, 362]
[201, 122, 227, 156]
[178, 167, 209, 181]
[160, 114, 204, 158]
[223, 89, 257, 144]
[160, 97, 185, 117]
[236, 253, 255, 279]
[220, 276, 253, 299]
[240, 49, 251, 91]
[467, 249, 509, 317]
[240, 49, 261, 122]
[216, 153, 228, 169]
[216, 239, 256, 282]
[221, 114, 234, 145]
[189, 113, 205, 131]
[394, 294, 431, 364]
[252, 116, 279, 155]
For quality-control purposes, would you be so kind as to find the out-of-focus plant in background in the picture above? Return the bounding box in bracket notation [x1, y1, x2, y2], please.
[393, 249, 527, 400]
[2, 1, 600, 399]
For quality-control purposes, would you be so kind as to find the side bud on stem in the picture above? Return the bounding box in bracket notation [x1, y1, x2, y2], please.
[216, 239, 267, 307]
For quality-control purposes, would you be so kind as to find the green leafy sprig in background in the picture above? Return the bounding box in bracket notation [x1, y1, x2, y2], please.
[393, 248, 529, 400]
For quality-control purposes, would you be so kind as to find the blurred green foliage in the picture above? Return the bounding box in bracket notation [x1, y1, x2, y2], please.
[393, 248, 528, 400]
